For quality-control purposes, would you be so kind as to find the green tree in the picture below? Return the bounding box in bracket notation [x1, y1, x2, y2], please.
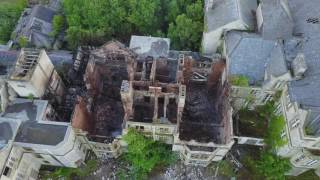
[256, 152, 291, 180]
[127, 0, 161, 35]
[167, 0, 204, 51]
[122, 129, 177, 179]
[52, 15, 64, 37]
[0, 0, 27, 43]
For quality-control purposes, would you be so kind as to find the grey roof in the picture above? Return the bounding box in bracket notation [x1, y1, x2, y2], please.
[0, 51, 18, 65]
[129, 36, 170, 58]
[260, 0, 293, 40]
[1, 99, 48, 122]
[14, 121, 68, 146]
[0, 51, 18, 75]
[48, 50, 73, 70]
[265, 42, 288, 77]
[0, 120, 20, 150]
[205, 0, 239, 32]
[13, 5, 56, 48]
[32, 5, 56, 23]
[287, 0, 320, 37]
[286, 0, 320, 108]
[205, 0, 256, 32]
[226, 31, 284, 84]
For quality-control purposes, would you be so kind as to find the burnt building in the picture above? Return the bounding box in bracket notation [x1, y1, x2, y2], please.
[70, 36, 234, 166]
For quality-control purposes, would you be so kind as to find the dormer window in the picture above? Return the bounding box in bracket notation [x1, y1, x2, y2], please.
[306, 18, 320, 24]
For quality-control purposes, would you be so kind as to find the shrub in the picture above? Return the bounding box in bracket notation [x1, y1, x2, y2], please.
[122, 129, 177, 179]
[256, 152, 291, 180]
[45, 159, 98, 179]
[52, 15, 64, 37]
[230, 75, 249, 87]
[18, 36, 28, 47]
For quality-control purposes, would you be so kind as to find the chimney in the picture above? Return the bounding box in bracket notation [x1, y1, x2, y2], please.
[292, 53, 307, 80]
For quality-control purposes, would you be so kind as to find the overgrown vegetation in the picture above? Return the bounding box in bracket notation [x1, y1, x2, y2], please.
[256, 152, 291, 180]
[256, 101, 287, 149]
[45, 159, 98, 179]
[51, 15, 65, 37]
[0, 0, 27, 43]
[218, 160, 235, 177]
[62, 0, 204, 50]
[18, 36, 28, 47]
[230, 75, 249, 87]
[121, 129, 177, 179]
[238, 101, 290, 180]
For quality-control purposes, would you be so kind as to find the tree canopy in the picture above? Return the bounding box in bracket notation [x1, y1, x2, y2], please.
[0, 0, 27, 43]
[256, 152, 291, 180]
[63, 0, 204, 50]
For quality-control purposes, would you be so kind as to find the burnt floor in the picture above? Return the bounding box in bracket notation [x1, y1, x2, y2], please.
[179, 82, 225, 143]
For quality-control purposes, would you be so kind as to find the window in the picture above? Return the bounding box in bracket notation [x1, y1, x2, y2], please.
[43, 160, 50, 164]
[135, 126, 144, 131]
[291, 118, 300, 129]
[3, 167, 11, 176]
[275, 81, 282, 89]
[250, 89, 259, 96]
[306, 18, 320, 24]
[295, 154, 305, 163]
[23, 147, 34, 152]
[35, 154, 43, 159]
[144, 96, 150, 103]
[306, 159, 318, 166]
[280, 129, 286, 139]
[17, 84, 26, 88]
[159, 127, 169, 133]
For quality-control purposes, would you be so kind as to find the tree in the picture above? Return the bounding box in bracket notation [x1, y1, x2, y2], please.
[168, 14, 202, 50]
[122, 129, 177, 179]
[0, 0, 27, 43]
[127, 0, 161, 35]
[52, 15, 64, 37]
[256, 152, 291, 180]
[167, 0, 204, 51]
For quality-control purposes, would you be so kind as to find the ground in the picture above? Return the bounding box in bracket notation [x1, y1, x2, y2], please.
[85, 159, 231, 180]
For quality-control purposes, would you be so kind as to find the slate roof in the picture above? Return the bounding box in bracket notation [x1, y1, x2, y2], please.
[0, 51, 18, 75]
[31, 5, 56, 23]
[130, 36, 170, 58]
[286, 0, 320, 108]
[13, 5, 56, 48]
[225, 31, 286, 85]
[14, 121, 68, 146]
[1, 99, 48, 122]
[205, 0, 256, 32]
[205, 0, 239, 32]
[0, 120, 20, 150]
[260, 0, 293, 40]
